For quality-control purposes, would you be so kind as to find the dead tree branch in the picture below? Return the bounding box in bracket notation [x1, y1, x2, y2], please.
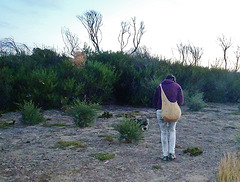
[0, 37, 31, 56]
[129, 17, 145, 55]
[118, 21, 131, 52]
[76, 10, 102, 53]
[234, 46, 240, 72]
[61, 27, 80, 56]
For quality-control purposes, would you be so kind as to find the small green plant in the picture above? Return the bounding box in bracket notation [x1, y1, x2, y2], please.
[152, 164, 163, 170]
[0, 121, 14, 129]
[116, 111, 141, 118]
[19, 100, 45, 125]
[98, 111, 113, 119]
[98, 134, 116, 142]
[237, 134, 240, 151]
[114, 118, 144, 143]
[52, 140, 86, 150]
[90, 152, 115, 161]
[234, 104, 240, 115]
[183, 146, 203, 156]
[42, 123, 68, 127]
[187, 93, 206, 111]
[66, 100, 99, 128]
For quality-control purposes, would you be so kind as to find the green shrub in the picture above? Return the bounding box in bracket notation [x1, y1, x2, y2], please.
[187, 92, 206, 111]
[114, 118, 143, 143]
[66, 100, 99, 128]
[19, 100, 45, 125]
[183, 90, 190, 106]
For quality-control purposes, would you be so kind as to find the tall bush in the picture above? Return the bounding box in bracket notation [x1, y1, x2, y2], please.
[0, 67, 14, 110]
[187, 92, 206, 111]
[26, 68, 60, 109]
[79, 60, 118, 103]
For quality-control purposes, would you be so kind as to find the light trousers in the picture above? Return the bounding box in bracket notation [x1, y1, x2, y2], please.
[156, 110, 177, 156]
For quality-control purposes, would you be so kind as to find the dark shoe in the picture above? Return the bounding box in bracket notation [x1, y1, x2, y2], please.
[161, 156, 169, 161]
[168, 153, 176, 161]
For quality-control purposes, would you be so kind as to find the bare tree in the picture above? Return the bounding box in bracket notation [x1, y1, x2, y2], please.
[61, 27, 80, 56]
[129, 17, 145, 55]
[118, 21, 131, 52]
[188, 43, 203, 66]
[176, 43, 189, 64]
[211, 58, 224, 69]
[233, 46, 240, 71]
[76, 10, 103, 53]
[0, 37, 31, 56]
[217, 34, 232, 70]
[176, 42, 203, 66]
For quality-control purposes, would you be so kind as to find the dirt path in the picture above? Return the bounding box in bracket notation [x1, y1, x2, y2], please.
[0, 103, 240, 182]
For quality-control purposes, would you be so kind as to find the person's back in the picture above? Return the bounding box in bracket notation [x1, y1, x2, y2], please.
[153, 76, 184, 110]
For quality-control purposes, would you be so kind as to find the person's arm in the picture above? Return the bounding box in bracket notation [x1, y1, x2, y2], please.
[177, 86, 184, 106]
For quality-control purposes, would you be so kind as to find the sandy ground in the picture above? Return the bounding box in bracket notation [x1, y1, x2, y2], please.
[0, 103, 240, 182]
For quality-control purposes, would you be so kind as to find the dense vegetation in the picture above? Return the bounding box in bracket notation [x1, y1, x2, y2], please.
[0, 48, 240, 111]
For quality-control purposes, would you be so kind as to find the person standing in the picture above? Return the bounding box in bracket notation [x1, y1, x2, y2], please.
[153, 74, 184, 161]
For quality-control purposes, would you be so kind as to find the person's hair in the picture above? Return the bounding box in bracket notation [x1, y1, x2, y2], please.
[166, 74, 176, 82]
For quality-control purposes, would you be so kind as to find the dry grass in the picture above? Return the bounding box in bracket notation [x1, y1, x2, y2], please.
[69, 52, 87, 68]
[217, 152, 240, 182]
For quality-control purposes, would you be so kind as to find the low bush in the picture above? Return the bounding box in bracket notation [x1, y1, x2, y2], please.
[183, 146, 203, 156]
[66, 100, 99, 128]
[52, 140, 86, 150]
[114, 118, 144, 143]
[187, 92, 206, 111]
[19, 100, 45, 125]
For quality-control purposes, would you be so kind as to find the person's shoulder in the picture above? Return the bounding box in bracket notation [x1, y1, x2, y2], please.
[175, 82, 182, 89]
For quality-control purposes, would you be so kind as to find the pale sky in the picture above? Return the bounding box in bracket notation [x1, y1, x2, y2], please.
[1, 0, 240, 67]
